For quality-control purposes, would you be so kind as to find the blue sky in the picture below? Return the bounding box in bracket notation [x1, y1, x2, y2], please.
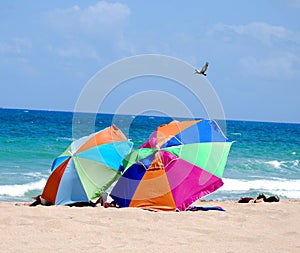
[1, 0, 300, 123]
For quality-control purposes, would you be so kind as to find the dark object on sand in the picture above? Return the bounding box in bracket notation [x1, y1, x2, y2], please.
[29, 195, 52, 206]
[186, 206, 225, 211]
[238, 197, 255, 203]
[257, 193, 280, 202]
[265, 195, 280, 202]
[238, 193, 280, 203]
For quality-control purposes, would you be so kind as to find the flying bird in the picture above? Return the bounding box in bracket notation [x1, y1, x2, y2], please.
[194, 62, 209, 76]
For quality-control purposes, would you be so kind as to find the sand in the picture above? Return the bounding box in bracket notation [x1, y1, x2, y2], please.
[0, 199, 299, 253]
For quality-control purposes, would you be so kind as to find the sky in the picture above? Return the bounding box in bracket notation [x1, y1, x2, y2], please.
[1, 0, 300, 123]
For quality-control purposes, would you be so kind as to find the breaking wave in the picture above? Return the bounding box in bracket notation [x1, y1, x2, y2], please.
[221, 178, 300, 198]
[0, 179, 46, 197]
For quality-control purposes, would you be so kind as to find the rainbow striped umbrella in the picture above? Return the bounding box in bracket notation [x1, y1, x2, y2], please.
[41, 125, 133, 206]
[110, 119, 233, 211]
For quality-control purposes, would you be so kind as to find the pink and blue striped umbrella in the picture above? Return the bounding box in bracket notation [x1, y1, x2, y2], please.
[110, 119, 233, 211]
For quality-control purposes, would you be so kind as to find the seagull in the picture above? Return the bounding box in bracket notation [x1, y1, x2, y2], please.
[194, 62, 209, 76]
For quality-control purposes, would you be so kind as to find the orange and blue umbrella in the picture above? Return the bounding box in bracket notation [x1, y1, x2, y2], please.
[110, 119, 233, 211]
[41, 125, 133, 205]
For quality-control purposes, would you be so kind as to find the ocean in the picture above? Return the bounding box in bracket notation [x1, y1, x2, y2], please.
[0, 108, 299, 202]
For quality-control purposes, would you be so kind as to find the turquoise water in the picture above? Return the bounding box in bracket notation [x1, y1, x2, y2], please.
[0, 108, 299, 202]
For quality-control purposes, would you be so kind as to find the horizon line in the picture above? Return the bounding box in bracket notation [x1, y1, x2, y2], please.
[1, 106, 300, 125]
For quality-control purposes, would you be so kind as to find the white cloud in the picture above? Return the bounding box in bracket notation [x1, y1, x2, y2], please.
[214, 22, 291, 45]
[240, 53, 296, 80]
[0, 38, 32, 54]
[47, 45, 100, 61]
[115, 34, 137, 55]
[210, 22, 300, 80]
[235, 22, 286, 41]
[45, 1, 132, 60]
[47, 1, 130, 36]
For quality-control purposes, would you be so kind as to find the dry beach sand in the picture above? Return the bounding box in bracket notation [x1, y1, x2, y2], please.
[1, 199, 299, 253]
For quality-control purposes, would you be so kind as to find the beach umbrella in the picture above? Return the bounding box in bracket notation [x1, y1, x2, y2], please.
[110, 119, 233, 211]
[41, 125, 133, 206]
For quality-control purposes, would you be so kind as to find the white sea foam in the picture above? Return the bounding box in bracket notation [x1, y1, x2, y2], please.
[263, 159, 299, 170]
[265, 160, 283, 168]
[0, 179, 46, 197]
[56, 137, 74, 141]
[23, 172, 45, 177]
[221, 178, 300, 198]
[293, 160, 299, 166]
